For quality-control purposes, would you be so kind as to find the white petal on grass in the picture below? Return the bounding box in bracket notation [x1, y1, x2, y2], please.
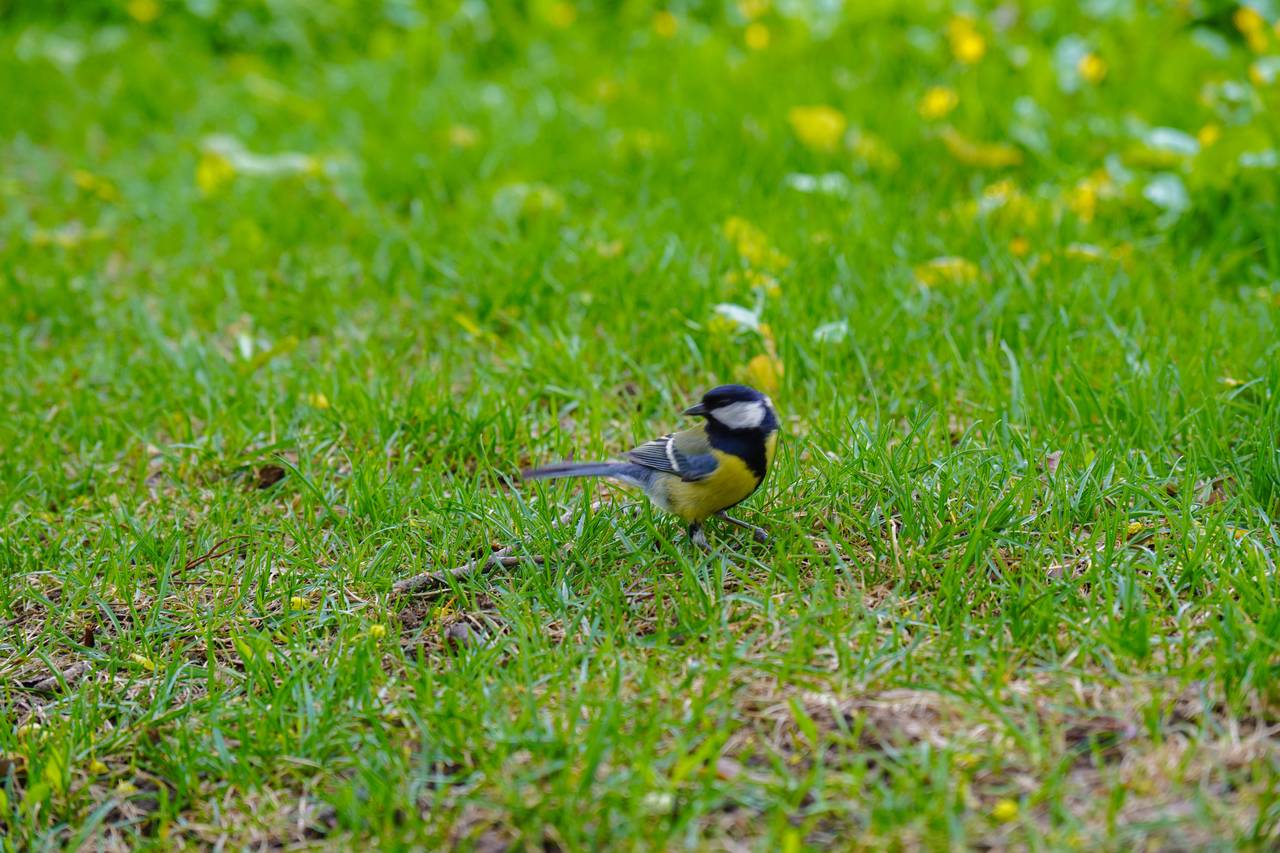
[1143, 173, 1190, 226]
[1144, 127, 1199, 157]
[785, 172, 852, 197]
[1239, 150, 1278, 169]
[714, 303, 760, 331]
[1053, 36, 1091, 94]
[1253, 57, 1280, 85]
[202, 135, 317, 176]
[1191, 28, 1232, 58]
[812, 321, 849, 343]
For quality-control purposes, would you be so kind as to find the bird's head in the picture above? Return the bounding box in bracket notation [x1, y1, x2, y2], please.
[682, 384, 778, 433]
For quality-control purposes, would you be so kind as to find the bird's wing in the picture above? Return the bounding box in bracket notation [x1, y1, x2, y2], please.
[626, 426, 718, 482]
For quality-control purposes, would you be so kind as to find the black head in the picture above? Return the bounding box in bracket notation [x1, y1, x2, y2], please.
[682, 384, 779, 432]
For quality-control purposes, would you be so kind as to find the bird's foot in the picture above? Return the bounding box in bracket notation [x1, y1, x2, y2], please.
[717, 511, 769, 545]
[688, 523, 712, 553]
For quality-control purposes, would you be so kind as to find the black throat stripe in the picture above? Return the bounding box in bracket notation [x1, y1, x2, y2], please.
[706, 427, 770, 481]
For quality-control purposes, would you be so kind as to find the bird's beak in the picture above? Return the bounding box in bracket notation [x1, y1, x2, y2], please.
[682, 402, 708, 417]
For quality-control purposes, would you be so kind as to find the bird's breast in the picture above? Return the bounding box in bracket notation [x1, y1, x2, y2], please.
[663, 450, 762, 523]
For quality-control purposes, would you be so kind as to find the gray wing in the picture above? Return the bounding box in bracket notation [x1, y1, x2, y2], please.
[626, 430, 718, 482]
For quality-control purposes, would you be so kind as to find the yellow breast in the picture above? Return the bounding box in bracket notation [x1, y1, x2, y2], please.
[663, 449, 763, 524]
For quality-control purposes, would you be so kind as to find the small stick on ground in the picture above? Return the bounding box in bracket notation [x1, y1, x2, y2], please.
[393, 500, 602, 594]
[26, 660, 92, 694]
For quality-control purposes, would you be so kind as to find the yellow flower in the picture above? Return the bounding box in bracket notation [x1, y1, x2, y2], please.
[1197, 124, 1221, 148]
[126, 0, 161, 24]
[1009, 236, 1031, 257]
[745, 22, 770, 51]
[546, 1, 576, 28]
[307, 392, 330, 409]
[653, 11, 678, 38]
[992, 798, 1019, 823]
[130, 653, 156, 672]
[1235, 5, 1265, 33]
[979, 179, 1039, 228]
[723, 216, 790, 269]
[73, 169, 120, 202]
[742, 353, 783, 395]
[196, 151, 236, 196]
[447, 125, 480, 149]
[89, 759, 109, 775]
[369, 624, 387, 639]
[849, 130, 901, 172]
[914, 256, 979, 286]
[724, 269, 780, 296]
[787, 105, 847, 153]
[947, 16, 986, 64]
[919, 86, 959, 120]
[289, 595, 306, 609]
[593, 239, 624, 258]
[939, 127, 1022, 168]
[1126, 520, 1146, 536]
[1077, 53, 1107, 84]
[1234, 6, 1269, 51]
[707, 314, 739, 337]
[1065, 174, 1111, 223]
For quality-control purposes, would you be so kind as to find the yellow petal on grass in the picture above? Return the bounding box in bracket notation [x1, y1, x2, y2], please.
[723, 216, 790, 269]
[653, 11, 678, 38]
[126, 0, 161, 24]
[741, 353, 783, 395]
[947, 16, 986, 64]
[919, 86, 959, 120]
[1077, 53, 1107, 84]
[744, 22, 770, 51]
[787, 105, 847, 153]
[369, 624, 387, 639]
[88, 759, 109, 775]
[73, 169, 120, 202]
[307, 392, 330, 409]
[724, 268, 780, 296]
[914, 256, 980, 287]
[545, 1, 576, 28]
[289, 596, 307, 609]
[196, 151, 236, 196]
[1197, 124, 1221, 148]
[447, 124, 481, 149]
[849, 129, 901, 172]
[130, 653, 156, 672]
[1064, 173, 1114, 224]
[940, 127, 1022, 168]
[1234, 6, 1270, 52]
[991, 798, 1019, 823]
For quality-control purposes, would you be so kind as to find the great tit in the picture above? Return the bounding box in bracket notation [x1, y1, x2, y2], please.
[523, 384, 779, 550]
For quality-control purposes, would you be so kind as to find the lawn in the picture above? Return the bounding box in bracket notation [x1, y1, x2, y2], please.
[2, 0, 1280, 849]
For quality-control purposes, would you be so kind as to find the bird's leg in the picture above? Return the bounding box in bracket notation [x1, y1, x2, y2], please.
[688, 522, 712, 553]
[717, 511, 769, 544]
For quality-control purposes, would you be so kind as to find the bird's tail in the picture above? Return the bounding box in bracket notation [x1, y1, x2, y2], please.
[522, 461, 648, 488]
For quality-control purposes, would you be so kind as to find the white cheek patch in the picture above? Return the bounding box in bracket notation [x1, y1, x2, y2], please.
[710, 400, 766, 430]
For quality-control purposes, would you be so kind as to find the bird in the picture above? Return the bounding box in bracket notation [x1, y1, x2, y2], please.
[522, 384, 779, 550]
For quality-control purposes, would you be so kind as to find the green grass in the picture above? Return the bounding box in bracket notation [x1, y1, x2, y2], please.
[3, 1, 1280, 848]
